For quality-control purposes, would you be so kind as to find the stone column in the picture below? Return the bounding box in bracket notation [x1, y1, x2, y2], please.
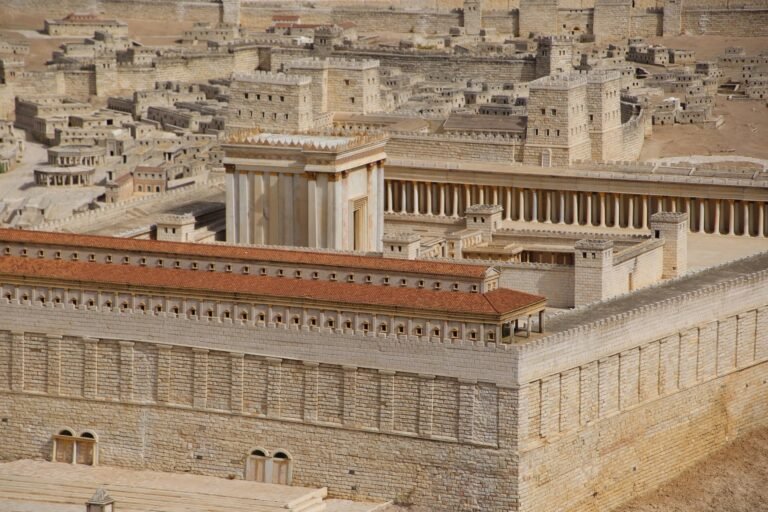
[413, 181, 419, 214]
[641, 196, 648, 229]
[506, 188, 513, 220]
[613, 194, 620, 227]
[452, 185, 459, 218]
[400, 181, 407, 214]
[83, 337, 98, 399]
[478, 185, 485, 204]
[713, 199, 721, 234]
[627, 195, 635, 229]
[425, 184, 432, 215]
[192, 348, 208, 409]
[465, 184, 471, 210]
[418, 374, 435, 437]
[379, 370, 395, 433]
[586, 193, 593, 226]
[157, 345, 172, 403]
[302, 361, 318, 422]
[439, 184, 446, 216]
[386, 181, 393, 213]
[230, 353, 244, 413]
[517, 188, 525, 221]
[343, 366, 357, 427]
[599, 193, 606, 227]
[698, 199, 705, 233]
[119, 341, 134, 402]
[47, 334, 62, 396]
[570, 192, 577, 225]
[728, 200, 735, 235]
[758, 203, 765, 237]
[545, 191, 553, 223]
[559, 191, 565, 224]
[458, 379, 476, 443]
[531, 190, 538, 223]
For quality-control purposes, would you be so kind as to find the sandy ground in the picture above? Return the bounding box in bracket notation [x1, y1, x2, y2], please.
[617, 427, 768, 512]
[640, 96, 768, 161]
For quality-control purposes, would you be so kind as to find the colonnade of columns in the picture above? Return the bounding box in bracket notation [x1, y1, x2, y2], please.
[51, 156, 102, 167]
[384, 180, 768, 237]
[35, 172, 94, 186]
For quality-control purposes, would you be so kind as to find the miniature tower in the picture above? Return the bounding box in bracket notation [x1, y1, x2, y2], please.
[463, 0, 484, 36]
[535, 36, 574, 78]
[465, 204, 503, 242]
[382, 233, 421, 260]
[574, 239, 614, 306]
[523, 73, 591, 167]
[650, 212, 688, 279]
[586, 69, 623, 162]
[220, 0, 241, 26]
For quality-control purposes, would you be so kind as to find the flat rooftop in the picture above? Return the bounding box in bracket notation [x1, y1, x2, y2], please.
[0, 460, 386, 512]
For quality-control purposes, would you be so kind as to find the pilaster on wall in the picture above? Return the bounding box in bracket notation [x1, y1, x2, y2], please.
[418, 374, 435, 437]
[266, 357, 282, 417]
[119, 341, 134, 402]
[192, 348, 209, 409]
[83, 337, 98, 399]
[230, 353, 244, 413]
[378, 370, 395, 433]
[46, 335, 62, 396]
[10, 332, 24, 392]
[157, 344, 172, 404]
[458, 379, 476, 442]
[303, 361, 319, 422]
[343, 366, 357, 427]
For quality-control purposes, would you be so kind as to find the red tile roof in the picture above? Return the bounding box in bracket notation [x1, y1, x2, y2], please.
[0, 256, 545, 319]
[0, 229, 491, 279]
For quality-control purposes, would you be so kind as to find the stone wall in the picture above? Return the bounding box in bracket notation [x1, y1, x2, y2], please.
[516, 256, 768, 512]
[386, 133, 522, 163]
[499, 263, 575, 309]
[681, 8, 768, 35]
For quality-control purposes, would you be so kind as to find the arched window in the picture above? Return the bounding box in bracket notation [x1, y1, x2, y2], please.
[52, 429, 97, 466]
[414, 326, 424, 336]
[87, 299, 95, 307]
[188, 307, 197, 317]
[245, 448, 269, 482]
[207, 309, 214, 318]
[104, 300, 112, 309]
[274, 314, 283, 324]
[271, 451, 292, 485]
[155, 305, 163, 314]
[379, 323, 388, 333]
[240, 312, 248, 321]
[172, 306, 179, 315]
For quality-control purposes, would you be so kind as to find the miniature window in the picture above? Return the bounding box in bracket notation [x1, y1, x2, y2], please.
[223, 311, 231, 319]
[175, 260, 181, 269]
[274, 314, 283, 324]
[192, 262, 199, 270]
[451, 328, 459, 338]
[295, 270, 302, 278]
[471, 285, 478, 292]
[330, 273, 337, 281]
[72, 252, 79, 261]
[157, 259, 164, 267]
[71, 298, 78, 306]
[327, 318, 336, 328]
[487, 331, 496, 341]
[379, 323, 388, 333]
[414, 326, 424, 336]
[258, 312, 266, 322]
[155, 305, 163, 314]
[400, 279, 407, 287]
[397, 324, 405, 334]
[347, 274, 355, 283]
[434, 282, 441, 290]
[38, 250, 44, 258]
[138, 303, 146, 311]
[309, 317, 317, 327]
[2, 247, 9, 255]
[271, 451, 292, 485]
[260, 267, 267, 276]
[54, 297, 61, 304]
[21, 294, 29, 302]
[189, 307, 197, 316]
[171, 306, 179, 315]
[383, 276, 390, 285]
[121, 302, 129, 311]
[225, 264, 232, 273]
[88, 254, 96, 262]
[277, 269, 284, 277]
[365, 275, 372, 283]
[38, 296, 46, 304]
[292, 316, 300, 325]
[469, 330, 477, 340]
[418, 280, 424, 288]
[122, 256, 129, 264]
[240, 312, 248, 321]
[362, 322, 370, 332]
[208, 263, 216, 272]
[105, 300, 112, 309]
[20, 248, 27, 257]
[311, 272, 319, 280]
[139, 257, 146, 266]
[106, 255, 113, 263]
[243, 266, 250, 275]
[452, 283, 459, 291]
[344, 320, 352, 330]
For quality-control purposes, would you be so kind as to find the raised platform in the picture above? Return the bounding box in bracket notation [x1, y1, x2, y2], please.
[0, 460, 389, 512]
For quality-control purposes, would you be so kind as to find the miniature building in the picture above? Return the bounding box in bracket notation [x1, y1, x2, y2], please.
[223, 133, 387, 251]
[226, 72, 316, 132]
